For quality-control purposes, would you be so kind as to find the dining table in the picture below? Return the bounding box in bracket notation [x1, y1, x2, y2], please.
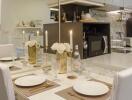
[0, 55, 117, 100]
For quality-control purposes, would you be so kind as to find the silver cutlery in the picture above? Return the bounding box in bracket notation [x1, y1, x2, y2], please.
[67, 92, 85, 100]
[29, 81, 54, 92]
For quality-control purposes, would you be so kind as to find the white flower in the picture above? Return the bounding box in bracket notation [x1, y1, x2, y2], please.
[51, 42, 59, 50]
[25, 40, 38, 47]
[51, 42, 71, 54]
[56, 43, 66, 54]
[64, 43, 71, 52]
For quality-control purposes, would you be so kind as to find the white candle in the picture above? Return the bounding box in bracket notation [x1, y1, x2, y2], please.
[69, 30, 73, 50]
[37, 30, 39, 36]
[45, 30, 48, 47]
[22, 30, 25, 42]
[36, 30, 40, 42]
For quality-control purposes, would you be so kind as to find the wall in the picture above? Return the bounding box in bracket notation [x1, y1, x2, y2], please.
[1, 0, 52, 31]
[0, 0, 52, 44]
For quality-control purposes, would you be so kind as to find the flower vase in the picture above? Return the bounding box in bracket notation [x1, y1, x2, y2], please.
[28, 46, 36, 64]
[57, 52, 67, 74]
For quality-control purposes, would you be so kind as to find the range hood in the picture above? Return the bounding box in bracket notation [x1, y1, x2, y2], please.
[48, 0, 104, 8]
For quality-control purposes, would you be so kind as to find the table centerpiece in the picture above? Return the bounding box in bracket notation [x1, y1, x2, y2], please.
[51, 43, 71, 74]
[25, 40, 40, 64]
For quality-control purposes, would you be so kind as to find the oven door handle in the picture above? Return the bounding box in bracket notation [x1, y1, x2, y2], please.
[102, 36, 108, 54]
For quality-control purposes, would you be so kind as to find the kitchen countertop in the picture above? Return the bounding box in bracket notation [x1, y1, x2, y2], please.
[85, 52, 132, 70]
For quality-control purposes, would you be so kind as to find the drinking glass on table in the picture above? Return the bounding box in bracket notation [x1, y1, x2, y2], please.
[82, 61, 92, 80]
[51, 57, 59, 81]
[84, 67, 92, 80]
[11, 55, 16, 67]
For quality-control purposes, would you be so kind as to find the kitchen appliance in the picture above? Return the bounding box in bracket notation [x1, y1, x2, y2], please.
[87, 35, 108, 57]
[124, 37, 132, 47]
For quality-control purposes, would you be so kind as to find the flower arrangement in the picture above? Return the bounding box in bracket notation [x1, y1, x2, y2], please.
[51, 42, 71, 74]
[51, 43, 71, 54]
[25, 40, 40, 64]
[25, 40, 40, 48]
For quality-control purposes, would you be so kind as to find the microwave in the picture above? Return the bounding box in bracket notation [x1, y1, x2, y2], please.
[87, 35, 108, 57]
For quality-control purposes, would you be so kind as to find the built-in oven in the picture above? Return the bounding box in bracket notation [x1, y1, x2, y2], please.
[87, 35, 108, 57]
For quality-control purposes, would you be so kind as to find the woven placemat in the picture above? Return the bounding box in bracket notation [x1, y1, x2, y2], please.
[14, 80, 60, 97]
[56, 80, 111, 100]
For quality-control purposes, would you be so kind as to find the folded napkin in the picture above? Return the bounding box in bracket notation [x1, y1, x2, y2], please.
[0, 63, 15, 100]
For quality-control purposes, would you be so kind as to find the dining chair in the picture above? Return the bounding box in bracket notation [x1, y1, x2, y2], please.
[0, 63, 15, 100]
[110, 68, 132, 100]
[0, 44, 16, 58]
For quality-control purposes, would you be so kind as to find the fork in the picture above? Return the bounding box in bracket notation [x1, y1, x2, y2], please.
[67, 92, 85, 100]
[29, 81, 54, 92]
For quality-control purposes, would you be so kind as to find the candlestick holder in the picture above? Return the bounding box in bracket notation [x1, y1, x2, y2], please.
[67, 49, 77, 79]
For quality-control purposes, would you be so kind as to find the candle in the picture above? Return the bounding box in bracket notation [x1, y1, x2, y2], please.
[45, 30, 48, 47]
[22, 30, 25, 42]
[36, 30, 39, 36]
[69, 30, 73, 50]
[36, 30, 40, 42]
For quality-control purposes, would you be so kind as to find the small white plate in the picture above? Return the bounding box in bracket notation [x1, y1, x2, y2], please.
[73, 81, 109, 96]
[15, 75, 46, 87]
[0, 57, 17, 61]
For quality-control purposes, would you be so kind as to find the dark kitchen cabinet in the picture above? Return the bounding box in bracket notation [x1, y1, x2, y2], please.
[43, 22, 111, 59]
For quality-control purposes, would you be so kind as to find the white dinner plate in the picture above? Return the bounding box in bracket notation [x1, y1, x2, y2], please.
[73, 81, 109, 96]
[0, 57, 17, 61]
[14, 75, 46, 87]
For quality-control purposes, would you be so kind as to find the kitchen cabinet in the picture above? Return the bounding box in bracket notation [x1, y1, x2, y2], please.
[43, 22, 111, 59]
